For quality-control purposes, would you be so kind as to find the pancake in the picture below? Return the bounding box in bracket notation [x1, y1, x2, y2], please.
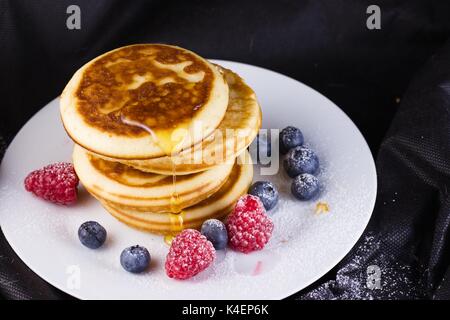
[61, 44, 229, 159]
[98, 67, 262, 175]
[73, 144, 234, 213]
[99, 151, 253, 234]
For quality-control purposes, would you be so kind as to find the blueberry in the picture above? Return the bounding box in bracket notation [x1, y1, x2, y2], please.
[78, 221, 107, 249]
[120, 245, 151, 273]
[291, 173, 320, 200]
[279, 126, 304, 154]
[283, 146, 319, 178]
[256, 131, 271, 163]
[200, 219, 228, 250]
[248, 181, 279, 211]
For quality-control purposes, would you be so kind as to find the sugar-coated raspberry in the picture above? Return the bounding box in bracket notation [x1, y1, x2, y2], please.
[165, 229, 215, 280]
[24, 162, 79, 205]
[226, 194, 274, 253]
[233, 194, 266, 216]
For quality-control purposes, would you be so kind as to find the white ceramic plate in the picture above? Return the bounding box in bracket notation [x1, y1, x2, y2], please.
[0, 60, 377, 300]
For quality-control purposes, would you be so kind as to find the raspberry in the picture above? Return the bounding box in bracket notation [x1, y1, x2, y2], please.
[24, 162, 79, 205]
[234, 193, 265, 216]
[165, 229, 215, 280]
[226, 194, 274, 253]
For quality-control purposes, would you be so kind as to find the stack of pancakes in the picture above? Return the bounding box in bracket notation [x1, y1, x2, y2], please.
[61, 44, 261, 234]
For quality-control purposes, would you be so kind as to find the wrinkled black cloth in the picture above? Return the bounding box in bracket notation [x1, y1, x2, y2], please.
[1, 0, 450, 300]
[296, 41, 450, 300]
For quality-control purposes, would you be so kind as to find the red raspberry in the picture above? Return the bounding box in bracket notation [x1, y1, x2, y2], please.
[165, 229, 215, 280]
[234, 193, 266, 216]
[226, 194, 274, 253]
[24, 162, 79, 205]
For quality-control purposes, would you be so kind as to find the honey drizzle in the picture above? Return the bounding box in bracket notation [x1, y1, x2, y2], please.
[121, 116, 186, 244]
[164, 152, 185, 245]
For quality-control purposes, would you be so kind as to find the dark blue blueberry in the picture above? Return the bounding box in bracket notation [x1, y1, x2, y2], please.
[256, 131, 272, 163]
[291, 173, 320, 200]
[120, 245, 151, 273]
[283, 146, 319, 178]
[200, 219, 228, 250]
[279, 126, 304, 154]
[248, 181, 279, 211]
[78, 221, 107, 249]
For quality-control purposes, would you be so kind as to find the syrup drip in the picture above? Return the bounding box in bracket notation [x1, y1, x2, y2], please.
[164, 154, 185, 245]
[121, 116, 187, 244]
[164, 211, 184, 245]
[315, 201, 330, 214]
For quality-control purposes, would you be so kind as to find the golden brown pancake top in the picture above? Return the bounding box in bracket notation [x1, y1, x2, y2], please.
[75, 44, 213, 136]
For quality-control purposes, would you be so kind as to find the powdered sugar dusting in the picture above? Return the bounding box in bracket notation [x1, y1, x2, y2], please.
[300, 233, 427, 300]
[203, 218, 226, 231]
[286, 146, 316, 166]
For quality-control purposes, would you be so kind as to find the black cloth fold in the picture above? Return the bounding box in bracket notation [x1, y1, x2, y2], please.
[1, 0, 450, 300]
[296, 41, 450, 300]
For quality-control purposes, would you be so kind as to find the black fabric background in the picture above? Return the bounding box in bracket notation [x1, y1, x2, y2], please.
[1, 0, 450, 299]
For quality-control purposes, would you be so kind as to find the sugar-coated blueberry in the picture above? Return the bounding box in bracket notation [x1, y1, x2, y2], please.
[248, 181, 279, 211]
[200, 219, 228, 250]
[283, 146, 319, 178]
[120, 245, 151, 273]
[78, 221, 107, 249]
[291, 173, 320, 200]
[279, 126, 304, 154]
